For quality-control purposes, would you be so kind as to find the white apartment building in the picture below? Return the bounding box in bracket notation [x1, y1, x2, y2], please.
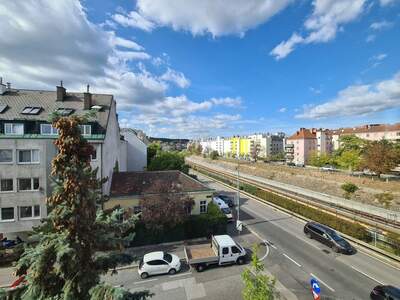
[121, 128, 148, 172]
[0, 81, 140, 235]
[248, 133, 286, 158]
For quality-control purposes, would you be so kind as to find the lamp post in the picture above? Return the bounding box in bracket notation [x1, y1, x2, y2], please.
[236, 160, 241, 234]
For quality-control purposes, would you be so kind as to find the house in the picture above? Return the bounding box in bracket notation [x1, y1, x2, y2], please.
[285, 128, 317, 165]
[106, 170, 214, 215]
[121, 128, 148, 171]
[0, 80, 124, 234]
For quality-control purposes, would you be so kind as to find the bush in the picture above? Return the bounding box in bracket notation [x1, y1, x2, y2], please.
[386, 232, 400, 255]
[210, 151, 219, 160]
[341, 182, 358, 199]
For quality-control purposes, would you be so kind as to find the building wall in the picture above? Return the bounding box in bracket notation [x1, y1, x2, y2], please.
[122, 129, 147, 172]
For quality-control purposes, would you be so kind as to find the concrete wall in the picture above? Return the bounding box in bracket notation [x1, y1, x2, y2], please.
[122, 130, 147, 172]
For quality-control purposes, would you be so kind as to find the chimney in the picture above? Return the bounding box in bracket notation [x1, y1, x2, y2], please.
[83, 84, 92, 110]
[6, 82, 11, 90]
[0, 77, 6, 95]
[56, 81, 66, 101]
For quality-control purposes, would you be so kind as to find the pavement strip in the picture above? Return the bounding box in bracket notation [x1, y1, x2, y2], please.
[134, 278, 158, 284]
[169, 271, 192, 278]
[309, 273, 335, 292]
[350, 266, 385, 285]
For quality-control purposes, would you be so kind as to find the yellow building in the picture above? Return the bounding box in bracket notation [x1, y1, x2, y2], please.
[230, 137, 240, 157]
[239, 138, 251, 156]
[106, 170, 214, 216]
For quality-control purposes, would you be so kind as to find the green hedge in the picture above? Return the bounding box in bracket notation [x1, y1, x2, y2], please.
[196, 167, 372, 243]
[130, 202, 227, 247]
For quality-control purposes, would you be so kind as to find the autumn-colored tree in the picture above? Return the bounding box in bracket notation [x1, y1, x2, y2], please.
[140, 183, 195, 232]
[361, 140, 400, 176]
[10, 114, 149, 300]
[250, 144, 260, 162]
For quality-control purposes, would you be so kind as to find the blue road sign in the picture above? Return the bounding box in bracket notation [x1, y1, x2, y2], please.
[310, 278, 321, 298]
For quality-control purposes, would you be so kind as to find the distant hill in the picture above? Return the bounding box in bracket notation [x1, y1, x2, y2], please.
[149, 137, 190, 143]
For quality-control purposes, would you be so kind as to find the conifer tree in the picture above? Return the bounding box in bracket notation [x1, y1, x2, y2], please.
[10, 114, 150, 300]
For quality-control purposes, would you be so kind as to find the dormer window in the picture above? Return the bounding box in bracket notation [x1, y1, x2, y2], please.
[21, 106, 42, 115]
[0, 104, 8, 114]
[79, 125, 91, 136]
[56, 108, 74, 116]
[4, 123, 24, 135]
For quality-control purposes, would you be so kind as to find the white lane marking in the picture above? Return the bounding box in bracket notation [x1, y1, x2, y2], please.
[270, 244, 277, 250]
[261, 241, 270, 261]
[310, 273, 335, 292]
[283, 253, 302, 267]
[357, 248, 400, 272]
[169, 272, 192, 278]
[134, 278, 158, 284]
[350, 266, 385, 285]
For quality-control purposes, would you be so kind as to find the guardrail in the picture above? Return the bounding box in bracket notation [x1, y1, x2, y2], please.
[191, 164, 400, 267]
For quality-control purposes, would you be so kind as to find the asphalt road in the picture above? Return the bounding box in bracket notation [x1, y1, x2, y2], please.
[192, 170, 400, 300]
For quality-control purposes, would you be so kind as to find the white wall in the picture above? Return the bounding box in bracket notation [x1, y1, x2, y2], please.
[122, 129, 147, 172]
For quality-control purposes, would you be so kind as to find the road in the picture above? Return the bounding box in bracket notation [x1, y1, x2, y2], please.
[192, 169, 400, 300]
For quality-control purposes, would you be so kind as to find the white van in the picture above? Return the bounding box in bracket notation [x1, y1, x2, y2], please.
[212, 197, 233, 222]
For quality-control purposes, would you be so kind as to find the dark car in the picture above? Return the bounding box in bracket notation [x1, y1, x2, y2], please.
[370, 285, 400, 300]
[217, 195, 234, 207]
[303, 222, 354, 254]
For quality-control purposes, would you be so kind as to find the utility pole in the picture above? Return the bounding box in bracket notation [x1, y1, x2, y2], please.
[236, 160, 241, 234]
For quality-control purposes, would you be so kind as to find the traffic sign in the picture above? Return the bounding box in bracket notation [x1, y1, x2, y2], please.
[310, 278, 321, 300]
[236, 220, 243, 231]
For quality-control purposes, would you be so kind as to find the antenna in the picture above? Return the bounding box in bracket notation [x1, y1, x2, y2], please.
[60, 80, 63, 87]
[87, 84, 90, 93]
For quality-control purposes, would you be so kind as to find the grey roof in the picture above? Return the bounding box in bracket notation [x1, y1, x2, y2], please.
[0, 88, 113, 128]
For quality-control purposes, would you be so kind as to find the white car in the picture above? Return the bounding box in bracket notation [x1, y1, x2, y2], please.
[138, 251, 181, 279]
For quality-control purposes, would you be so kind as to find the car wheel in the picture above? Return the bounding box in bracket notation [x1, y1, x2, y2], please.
[306, 232, 312, 239]
[168, 268, 176, 275]
[332, 246, 340, 253]
[196, 264, 205, 272]
[140, 272, 149, 279]
[237, 257, 245, 265]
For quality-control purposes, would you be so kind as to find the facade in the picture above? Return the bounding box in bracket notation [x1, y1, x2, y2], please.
[285, 128, 317, 165]
[248, 133, 285, 158]
[0, 81, 123, 234]
[121, 128, 147, 172]
[107, 170, 214, 215]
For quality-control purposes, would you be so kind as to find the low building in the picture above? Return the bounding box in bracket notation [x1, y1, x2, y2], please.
[121, 128, 147, 171]
[106, 170, 214, 215]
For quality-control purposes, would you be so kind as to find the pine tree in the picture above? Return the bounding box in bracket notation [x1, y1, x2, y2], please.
[10, 114, 150, 300]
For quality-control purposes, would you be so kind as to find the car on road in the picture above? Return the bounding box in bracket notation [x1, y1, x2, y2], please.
[304, 222, 354, 254]
[370, 285, 400, 299]
[184, 235, 247, 272]
[138, 251, 181, 279]
[213, 197, 234, 222]
[216, 194, 234, 207]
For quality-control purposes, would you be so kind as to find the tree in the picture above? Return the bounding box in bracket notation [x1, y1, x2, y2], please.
[250, 144, 260, 162]
[341, 182, 359, 199]
[308, 152, 333, 167]
[147, 142, 161, 165]
[147, 151, 189, 173]
[210, 150, 219, 160]
[335, 150, 362, 171]
[242, 244, 277, 300]
[140, 183, 195, 232]
[268, 152, 285, 162]
[11, 114, 149, 300]
[336, 135, 366, 155]
[361, 140, 400, 176]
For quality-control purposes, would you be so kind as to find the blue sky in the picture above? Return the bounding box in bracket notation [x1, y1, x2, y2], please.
[1, 1, 399, 138]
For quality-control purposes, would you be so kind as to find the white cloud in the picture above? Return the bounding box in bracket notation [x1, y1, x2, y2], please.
[296, 72, 400, 119]
[110, 36, 143, 51]
[271, 0, 366, 60]
[126, 0, 292, 37]
[379, 0, 397, 6]
[366, 34, 376, 42]
[309, 86, 322, 94]
[210, 97, 242, 107]
[278, 107, 287, 113]
[370, 20, 394, 30]
[371, 53, 387, 61]
[112, 11, 155, 32]
[160, 68, 190, 88]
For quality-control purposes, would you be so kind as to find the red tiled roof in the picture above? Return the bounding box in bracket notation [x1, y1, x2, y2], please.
[110, 170, 212, 197]
[287, 128, 316, 140]
[331, 123, 400, 135]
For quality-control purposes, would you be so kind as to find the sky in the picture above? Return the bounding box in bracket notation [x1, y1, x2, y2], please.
[0, 0, 399, 138]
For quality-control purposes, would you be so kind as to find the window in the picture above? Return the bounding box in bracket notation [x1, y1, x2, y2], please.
[56, 108, 74, 116]
[79, 125, 91, 136]
[21, 106, 42, 115]
[231, 246, 241, 254]
[222, 247, 229, 255]
[40, 124, 58, 135]
[0, 207, 14, 221]
[18, 178, 39, 191]
[4, 123, 24, 135]
[0, 104, 8, 113]
[0, 179, 13, 192]
[200, 200, 207, 213]
[18, 149, 39, 164]
[0, 149, 12, 163]
[19, 205, 40, 219]
[91, 145, 98, 161]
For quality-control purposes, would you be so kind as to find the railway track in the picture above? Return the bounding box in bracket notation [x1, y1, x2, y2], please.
[189, 161, 400, 234]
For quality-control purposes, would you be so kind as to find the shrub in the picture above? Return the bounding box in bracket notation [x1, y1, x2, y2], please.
[210, 151, 219, 160]
[386, 232, 400, 255]
[341, 182, 359, 199]
[375, 192, 394, 209]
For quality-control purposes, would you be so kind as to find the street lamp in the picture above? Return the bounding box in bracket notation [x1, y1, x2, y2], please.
[236, 160, 241, 233]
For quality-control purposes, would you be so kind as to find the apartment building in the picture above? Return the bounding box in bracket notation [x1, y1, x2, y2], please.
[285, 128, 317, 165]
[120, 128, 147, 172]
[0, 81, 125, 234]
[248, 133, 286, 158]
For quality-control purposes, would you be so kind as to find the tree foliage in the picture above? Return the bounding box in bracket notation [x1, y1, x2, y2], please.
[210, 150, 219, 160]
[308, 152, 333, 167]
[341, 182, 359, 199]
[361, 140, 400, 176]
[10, 114, 149, 300]
[147, 151, 189, 173]
[242, 245, 277, 300]
[147, 142, 161, 165]
[335, 150, 362, 171]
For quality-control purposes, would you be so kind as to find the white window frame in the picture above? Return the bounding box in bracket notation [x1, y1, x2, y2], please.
[79, 125, 92, 136]
[40, 124, 58, 135]
[17, 178, 40, 192]
[0, 207, 15, 222]
[0, 149, 13, 164]
[0, 178, 14, 193]
[200, 200, 207, 214]
[17, 149, 40, 164]
[19, 205, 41, 220]
[4, 123, 24, 135]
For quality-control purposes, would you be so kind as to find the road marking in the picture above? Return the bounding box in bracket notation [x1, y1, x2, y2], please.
[310, 273, 335, 292]
[357, 248, 400, 272]
[283, 253, 302, 267]
[261, 241, 270, 261]
[134, 278, 158, 284]
[169, 272, 192, 278]
[350, 266, 385, 285]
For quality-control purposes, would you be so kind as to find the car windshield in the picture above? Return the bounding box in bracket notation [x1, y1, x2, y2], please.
[221, 207, 231, 214]
[327, 229, 343, 242]
[163, 252, 172, 263]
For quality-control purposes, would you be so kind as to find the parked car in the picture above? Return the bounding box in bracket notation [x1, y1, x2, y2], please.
[212, 197, 233, 222]
[184, 235, 246, 272]
[321, 165, 338, 172]
[370, 285, 400, 299]
[216, 194, 234, 207]
[138, 251, 181, 279]
[303, 222, 354, 254]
